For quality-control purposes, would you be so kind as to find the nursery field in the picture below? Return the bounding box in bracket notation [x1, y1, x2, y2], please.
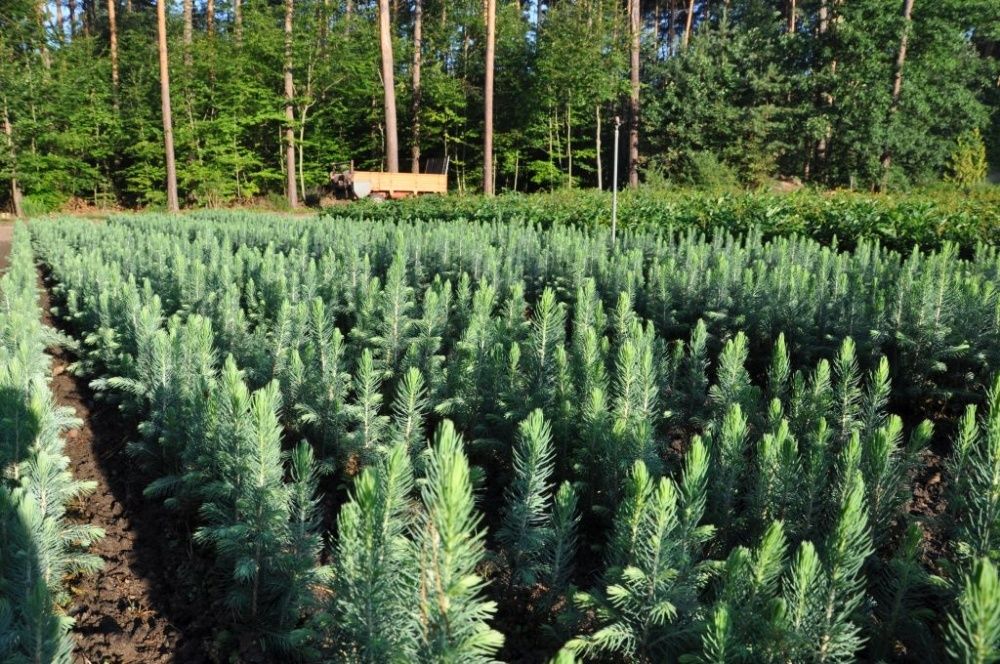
[3, 210, 1000, 663]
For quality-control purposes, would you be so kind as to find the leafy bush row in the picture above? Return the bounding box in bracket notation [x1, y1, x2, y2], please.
[329, 188, 1000, 253]
[28, 212, 1000, 661]
[0, 225, 103, 662]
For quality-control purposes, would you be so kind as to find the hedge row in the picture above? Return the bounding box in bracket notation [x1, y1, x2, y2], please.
[327, 187, 1000, 253]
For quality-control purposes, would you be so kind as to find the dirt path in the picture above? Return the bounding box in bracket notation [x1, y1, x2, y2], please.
[0, 223, 13, 269]
[39, 280, 215, 663]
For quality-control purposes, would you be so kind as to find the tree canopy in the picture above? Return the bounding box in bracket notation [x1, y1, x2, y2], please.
[0, 0, 997, 212]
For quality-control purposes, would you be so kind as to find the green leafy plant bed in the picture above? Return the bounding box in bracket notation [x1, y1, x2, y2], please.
[331, 188, 1000, 254]
[27, 211, 1000, 662]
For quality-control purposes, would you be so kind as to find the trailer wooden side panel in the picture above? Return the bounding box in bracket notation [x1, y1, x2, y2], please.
[353, 171, 448, 195]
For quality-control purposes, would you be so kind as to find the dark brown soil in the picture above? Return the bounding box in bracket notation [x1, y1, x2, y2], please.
[910, 448, 950, 566]
[39, 279, 217, 664]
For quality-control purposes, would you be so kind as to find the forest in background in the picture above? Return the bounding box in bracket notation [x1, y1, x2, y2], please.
[1, 0, 998, 213]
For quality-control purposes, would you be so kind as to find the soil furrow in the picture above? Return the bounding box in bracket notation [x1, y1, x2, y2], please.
[40, 276, 212, 663]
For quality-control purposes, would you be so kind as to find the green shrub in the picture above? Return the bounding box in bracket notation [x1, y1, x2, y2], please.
[332, 186, 1000, 253]
[948, 129, 989, 188]
[20, 192, 67, 217]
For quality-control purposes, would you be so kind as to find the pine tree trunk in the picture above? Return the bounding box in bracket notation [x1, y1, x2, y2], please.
[157, 0, 179, 212]
[235, 0, 242, 44]
[683, 0, 695, 49]
[68, 0, 77, 38]
[483, 0, 496, 194]
[788, 0, 796, 32]
[595, 104, 602, 190]
[411, 0, 422, 173]
[880, 0, 915, 187]
[183, 0, 193, 67]
[108, 0, 119, 97]
[55, 1, 64, 43]
[320, 0, 330, 52]
[299, 108, 308, 200]
[548, 109, 554, 189]
[653, 2, 660, 55]
[207, 0, 215, 37]
[3, 103, 23, 218]
[284, 0, 298, 206]
[669, 0, 677, 56]
[83, 0, 92, 36]
[628, 0, 640, 189]
[379, 0, 399, 172]
[37, 0, 51, 69]
[815, 0, 833, 172]
[566, 102, 572, 187]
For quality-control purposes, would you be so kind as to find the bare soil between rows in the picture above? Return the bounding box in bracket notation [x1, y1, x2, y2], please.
[0, 223, 13, 268]
[39, 276, 218, 664]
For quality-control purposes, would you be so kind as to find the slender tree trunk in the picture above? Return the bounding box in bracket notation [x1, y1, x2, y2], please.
[320, 0, 330, 52]
[483, 0, 496, 194]
[299, 108, 308, 201]
[157, 0, 179, 211]
[815, 0, 833, 171]
[207, 0, 215, 36]
[3, 103, 23, 218]
[183, 0, 193, 66]
[295, 23, 321, 204]
[55, 1, 64, 43]
[554, 105, 563, 171]
[411, 0, 422, 173]
[108, 0, 119, 97]
[68, 0, 77, 38]
[880, 0, 915, 186]
[83, 0, 92, 36]
[345, 0, 353, 33]
[284, 0, 298, 206]
[595, 104, 602, 190]
[235, 0, 243, 43]
[108, 0, 121, 217]
[653, 2, 660, 56]
[683, 0, 695, 49]
[126, 0, 131, 12]
[549, 109, 556, 189]
[628, 0, 640, 188]
[181, 0, 195, 165]
[37, 0, 51, 69]
[378, 0, 399, 172]
[566, 102, 573, 187]
[788, 0, 796, 32]
[668, 0, 677, 56]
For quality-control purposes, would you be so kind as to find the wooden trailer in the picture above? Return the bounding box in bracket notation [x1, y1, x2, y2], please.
[329, 158, 449, 200]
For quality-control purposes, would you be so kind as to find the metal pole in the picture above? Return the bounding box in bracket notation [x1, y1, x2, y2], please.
[612, 115, 621, 246]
